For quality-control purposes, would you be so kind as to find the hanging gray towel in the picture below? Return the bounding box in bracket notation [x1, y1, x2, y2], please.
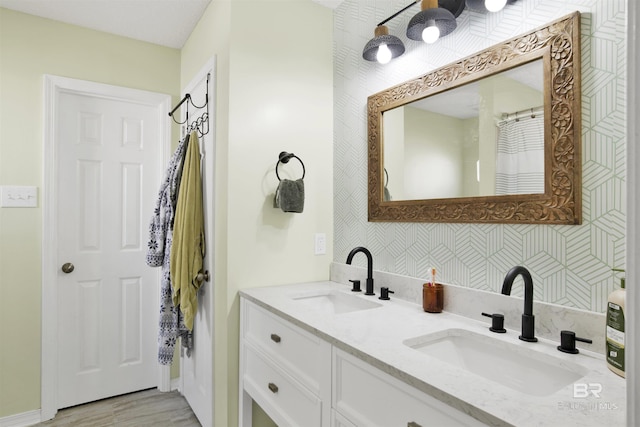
[275, 178, 304, 213]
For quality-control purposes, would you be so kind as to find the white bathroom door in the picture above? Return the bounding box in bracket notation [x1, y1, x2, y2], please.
[179, 60, 215, 427]
[55, 89, 162, 409]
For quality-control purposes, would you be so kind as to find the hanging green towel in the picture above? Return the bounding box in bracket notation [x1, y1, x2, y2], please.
[170, 131, 206, 331]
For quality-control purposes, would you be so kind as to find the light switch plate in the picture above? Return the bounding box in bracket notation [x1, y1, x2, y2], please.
[1, 186, 38, 207]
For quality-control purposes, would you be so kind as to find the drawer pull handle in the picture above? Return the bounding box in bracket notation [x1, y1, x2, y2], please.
[268, 382, 279, 393]
[408, 423, 422, 427]
[270, 334, 281, 343]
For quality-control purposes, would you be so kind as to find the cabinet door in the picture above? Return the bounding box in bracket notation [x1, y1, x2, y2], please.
[333, 349, 486, 427]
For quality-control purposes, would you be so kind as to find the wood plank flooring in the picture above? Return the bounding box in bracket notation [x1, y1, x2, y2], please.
[35, 388, 201, 427]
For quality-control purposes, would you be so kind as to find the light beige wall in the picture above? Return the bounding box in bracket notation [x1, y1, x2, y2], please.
[180, 1, 333, 426]
[461, 117, 480, 197]
[383, 107, 405, 200]
[404, 107, 464, 199]
[0, 8, 180, 418]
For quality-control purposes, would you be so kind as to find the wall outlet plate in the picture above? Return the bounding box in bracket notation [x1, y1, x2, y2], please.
[314, 233, 326, 255]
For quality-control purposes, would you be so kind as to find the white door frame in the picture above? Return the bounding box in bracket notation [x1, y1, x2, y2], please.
[41, 75, 172, 421]
[177, 56, 216, 427]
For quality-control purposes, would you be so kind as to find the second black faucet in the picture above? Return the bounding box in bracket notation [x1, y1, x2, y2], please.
[346, 246, 375, 295]
[501, 265, 537, 342]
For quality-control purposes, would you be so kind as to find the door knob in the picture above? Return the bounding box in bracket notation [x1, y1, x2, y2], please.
[61, 262, 75, 274]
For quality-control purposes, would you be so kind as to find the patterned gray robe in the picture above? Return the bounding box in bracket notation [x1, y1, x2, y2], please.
[146, 134, 192, 365]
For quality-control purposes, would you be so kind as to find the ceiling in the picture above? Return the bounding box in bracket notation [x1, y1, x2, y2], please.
[0, 0, 343, 49]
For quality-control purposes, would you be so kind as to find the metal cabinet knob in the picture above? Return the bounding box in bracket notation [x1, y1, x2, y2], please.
[268, 382, 279, 393]
[61, 262, 74, 274]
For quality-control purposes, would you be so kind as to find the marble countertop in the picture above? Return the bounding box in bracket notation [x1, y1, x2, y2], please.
[240, 280, 626, 427]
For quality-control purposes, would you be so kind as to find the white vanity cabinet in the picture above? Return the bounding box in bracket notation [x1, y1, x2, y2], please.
[332, 349, 485, 427]
[239, 297, 485, 427]
[239, 299, 332, 427]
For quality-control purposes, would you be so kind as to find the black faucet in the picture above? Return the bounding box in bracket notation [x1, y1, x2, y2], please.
[501, 266, 537, 342]
[346, 246, 375, 295]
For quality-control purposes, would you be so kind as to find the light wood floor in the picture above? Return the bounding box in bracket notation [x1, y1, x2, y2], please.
[35, 388, 201, 427]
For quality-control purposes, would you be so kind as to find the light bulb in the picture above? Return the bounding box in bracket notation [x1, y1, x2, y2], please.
[485, 0, 507, 12]
[376, 43, 392, 64]
[421, 25, 440, 44]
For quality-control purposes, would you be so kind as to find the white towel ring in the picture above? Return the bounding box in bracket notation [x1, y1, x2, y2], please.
[275, 151, 306, 181]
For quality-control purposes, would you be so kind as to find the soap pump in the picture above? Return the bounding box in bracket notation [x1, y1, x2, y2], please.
[606, 268, 626, 378]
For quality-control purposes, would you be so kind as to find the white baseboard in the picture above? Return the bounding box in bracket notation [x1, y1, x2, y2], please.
[0, 409, 41, 427]
[171, 378, 181, 391]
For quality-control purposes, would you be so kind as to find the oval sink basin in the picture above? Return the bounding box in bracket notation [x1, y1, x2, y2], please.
[290, 290, 382, 314]
[403, 328, 588, 397]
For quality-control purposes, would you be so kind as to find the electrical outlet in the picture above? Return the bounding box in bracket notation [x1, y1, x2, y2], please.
[314, 233, 326, 255]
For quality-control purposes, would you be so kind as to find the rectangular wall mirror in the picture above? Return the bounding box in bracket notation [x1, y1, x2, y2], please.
[368, 12, 581, 224]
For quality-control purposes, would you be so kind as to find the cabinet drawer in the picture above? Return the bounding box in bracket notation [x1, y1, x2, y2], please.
[244, 345, 322, 427]
[243, 300, 330, 394]
[333, 349, 485, 427]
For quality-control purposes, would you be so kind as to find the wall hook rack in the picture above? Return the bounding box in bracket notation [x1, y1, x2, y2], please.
[169, 73, 210, 137]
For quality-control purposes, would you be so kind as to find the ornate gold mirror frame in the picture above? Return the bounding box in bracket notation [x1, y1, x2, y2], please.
[368, 12, 581, 224]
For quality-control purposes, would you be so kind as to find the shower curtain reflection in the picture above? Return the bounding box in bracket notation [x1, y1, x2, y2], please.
[495, 114, 545, 195]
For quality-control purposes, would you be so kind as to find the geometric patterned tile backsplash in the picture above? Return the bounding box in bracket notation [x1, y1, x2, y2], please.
[333, 0, 626, 312]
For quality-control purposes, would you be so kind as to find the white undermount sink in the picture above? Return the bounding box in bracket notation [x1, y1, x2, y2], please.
[404, 328, 587, 397]
[290, 289, 382, 314]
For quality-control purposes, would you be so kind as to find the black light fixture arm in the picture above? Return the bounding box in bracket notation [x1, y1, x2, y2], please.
[377, 0, 420, 27]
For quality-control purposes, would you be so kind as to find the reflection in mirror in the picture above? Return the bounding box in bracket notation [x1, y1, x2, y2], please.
[383, 60, 544, 201]
[369, 12, 581, 224]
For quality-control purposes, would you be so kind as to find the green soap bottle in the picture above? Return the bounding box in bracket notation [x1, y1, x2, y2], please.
[606, 268, 626, 378]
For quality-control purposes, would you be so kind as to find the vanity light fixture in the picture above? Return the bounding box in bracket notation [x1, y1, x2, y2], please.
[406, 0, 457, 44]
[363, 0, 514, 64]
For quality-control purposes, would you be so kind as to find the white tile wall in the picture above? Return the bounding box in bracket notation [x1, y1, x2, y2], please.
[333, 0, 627, 312]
